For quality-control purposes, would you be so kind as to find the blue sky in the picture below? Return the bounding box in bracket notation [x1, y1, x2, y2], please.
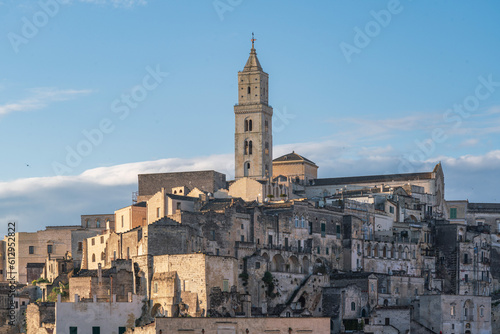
[1, 0, 500, 232]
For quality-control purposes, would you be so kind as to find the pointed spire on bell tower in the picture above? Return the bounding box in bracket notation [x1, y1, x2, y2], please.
[243, 32, 262, 72]
[234, 34, 273, 180]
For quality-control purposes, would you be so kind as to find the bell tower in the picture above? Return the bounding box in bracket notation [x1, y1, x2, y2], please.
[234, 34, 273, 180]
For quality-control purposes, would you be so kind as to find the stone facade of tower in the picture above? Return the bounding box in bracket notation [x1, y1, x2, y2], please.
[234, 44, 273, 180]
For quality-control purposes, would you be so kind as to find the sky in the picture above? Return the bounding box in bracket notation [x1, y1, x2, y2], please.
[1, 0, 500, 232]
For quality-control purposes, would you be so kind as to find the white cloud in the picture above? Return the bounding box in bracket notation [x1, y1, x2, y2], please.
[0, 88, 91, 116]
[1, 142, 499, 233]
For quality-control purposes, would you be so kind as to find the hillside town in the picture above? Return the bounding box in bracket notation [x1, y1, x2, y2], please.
[2, 42, 499, 334]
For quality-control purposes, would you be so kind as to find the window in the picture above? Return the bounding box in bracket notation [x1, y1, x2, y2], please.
[450, 208, 457, 219]
[77, 242, 82, 252]
[385, 318, 390, 325]
[268, 235, 273, 245]
[210, 230, 215, 241]
[92, 254, 96, 262]
[223, 279, 229, 292]
[451, 305, 455, 316]
[101, 252, 105, 261]
[308, 221, 313, 235]
[255, 262, 260, 269]
[351, 302, 355, 311]
[415, 288, 418, 296]
[241, 224, 244, 230]
[265, 142, 269, 155]
[326, 247, 329, 255]
[216, 249, 220, 256]
[265, 120, 268, 132]
[29, 246, 34, 254]
[121, 216, 124, 228]
[127, 247, 130, 259]
[295, 216, 299, 227]
[248, 141, 252, 154]
[389, 206, 394, 214]
[321, 223, 326, 237]
[96, 219, 100, 228]
[92, 327, 100, 334]
[244, 162, 250, 177]
[156, 207, 160, 218]
[92, 238, 95, 246]
[113, 251, 116, 260]
[465, 274, 469, 282]
[70, 327, 78, 334]
[317, 246, 320, 254]
[247, 86, 250, 94]
[248, 120, 252, 131]
[154, 282, 158, 293]
[480, 306, 484, 317]
[47, 245, 53, 254]
[100, 236, 104, 244]
[85, 219, 89, 227]
[241, 235, 244, 242]
[336, 225, 341, 238]
[464, 253, 469, 264]
[284, 237, 288, 249]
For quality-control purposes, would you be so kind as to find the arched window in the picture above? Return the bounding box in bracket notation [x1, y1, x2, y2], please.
[244, 141, 248, 155]
[244, 162, 250, 177]
[92, 254, 96, 262]
[248, 119, 252, 131]
[351, 302, 356, 311]
[301, 216, 305, 228]
[265, 142, 269, 155]
[96, 219, 100, 228]
[244, 120, 248, 132]
[85, 219, 89, 228]
[248, 141, 252, 154]
[295, 216, 299, 227]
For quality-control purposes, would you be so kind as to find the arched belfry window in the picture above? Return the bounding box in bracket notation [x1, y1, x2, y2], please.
[244, 119, 253, 132]
[244, 141, 248, 155]
[248, 141, 252, 155]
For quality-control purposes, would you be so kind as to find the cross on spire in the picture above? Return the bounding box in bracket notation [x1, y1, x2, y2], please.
[251, 32, 256, 49]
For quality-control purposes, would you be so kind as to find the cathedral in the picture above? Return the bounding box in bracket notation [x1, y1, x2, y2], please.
[4, 37, 499, 334]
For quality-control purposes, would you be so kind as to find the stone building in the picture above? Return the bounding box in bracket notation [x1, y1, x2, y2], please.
[434, 221, 491, 296]
[70, 260, 134, 302]
[4, 226, 80, 284]
[137, 170, 227, 202]
[416, 294, 491, 334]
[272, 151, 319, 189]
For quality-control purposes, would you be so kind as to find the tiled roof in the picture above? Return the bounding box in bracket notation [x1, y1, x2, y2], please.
[273, 151, 317, 165]
[468, 202, 500, 212]
[312, 172, 434, 187]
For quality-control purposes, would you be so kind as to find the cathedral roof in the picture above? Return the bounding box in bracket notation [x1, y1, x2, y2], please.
[243, 47, 263, 72]
[273, 151, 317, 166]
